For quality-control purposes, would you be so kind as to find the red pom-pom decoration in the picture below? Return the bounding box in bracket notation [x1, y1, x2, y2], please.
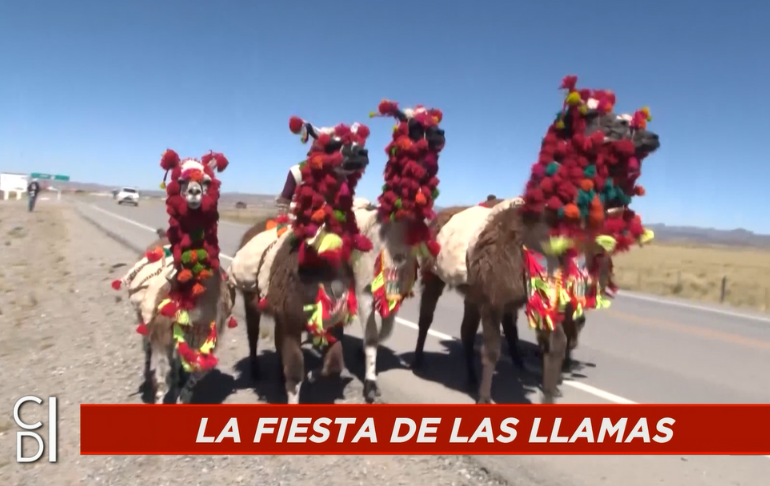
[289, 116, 305, 134]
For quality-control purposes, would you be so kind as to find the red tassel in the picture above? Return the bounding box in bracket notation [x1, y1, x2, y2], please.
[257, 297, 269, 312]
[111, 279, 122, 290]
[159, 301, 177, 317]
[227, 317, 238, 328]
[135, 322, 149, 335]
[426, 240, 441, 257]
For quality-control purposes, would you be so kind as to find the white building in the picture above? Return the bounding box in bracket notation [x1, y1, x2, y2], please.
[0, 172, 29, 200]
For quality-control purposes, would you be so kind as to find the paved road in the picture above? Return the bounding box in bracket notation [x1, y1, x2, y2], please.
[78, 197, 770, 486]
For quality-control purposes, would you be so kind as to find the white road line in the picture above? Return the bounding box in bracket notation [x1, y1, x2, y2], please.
[615, 291, 770, 324]
[396, 317, 637, 403]
[87, 204, 234, 261]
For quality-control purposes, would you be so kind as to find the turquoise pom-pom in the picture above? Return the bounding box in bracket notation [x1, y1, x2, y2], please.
[545, 162, 560, 176]
[583, 165, 596, 178]
[557, 207, 565, 219]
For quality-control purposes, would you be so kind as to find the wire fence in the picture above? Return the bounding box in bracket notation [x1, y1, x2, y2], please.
[612, 267, 770, 314]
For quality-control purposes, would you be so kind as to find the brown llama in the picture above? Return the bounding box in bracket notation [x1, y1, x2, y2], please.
[228, 117, 372, 404]
[414, 77, 661, 404]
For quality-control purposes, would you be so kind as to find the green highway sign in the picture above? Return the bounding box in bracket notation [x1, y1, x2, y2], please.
[30, 173, 69, 181]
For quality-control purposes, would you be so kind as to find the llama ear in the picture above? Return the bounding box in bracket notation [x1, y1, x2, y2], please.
[201, 151, 229, 173]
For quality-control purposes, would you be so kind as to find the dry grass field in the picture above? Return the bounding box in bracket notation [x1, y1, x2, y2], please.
[612, 241, 770, 314]
[218, 207, 278, 225]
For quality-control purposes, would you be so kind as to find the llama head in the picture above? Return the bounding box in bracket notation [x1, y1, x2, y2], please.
[371, 100, 445, 226]
[522, 75, 661, 253]
[160, 149, 228, 215]
[289, 116, 371, 176]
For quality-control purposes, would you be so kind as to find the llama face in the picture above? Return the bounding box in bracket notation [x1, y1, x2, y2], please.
[584, 111, 661, 156]
[324, 136, 371, 175]
[178, 160, 212, 210]
[407, 117, 446, 151]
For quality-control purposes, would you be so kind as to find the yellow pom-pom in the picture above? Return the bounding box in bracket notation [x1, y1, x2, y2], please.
[159, 181, 166, 189]
[555, 120, 565, 130]
[566, 91, 581, 106]
[368, 111, 377, 118]
[640, 106, 652, 121]
[579, 105, 588, 115]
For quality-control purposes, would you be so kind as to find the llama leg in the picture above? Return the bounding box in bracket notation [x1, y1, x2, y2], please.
[477, 306, 503, 404]
[412, 275, 445, 369]
[460, 299, 481, 387]
[356, 290, 382, 402]
[281, 331, 304, 405]
[178, 369, 203, 404]
[314, 324, 345, 383]
[142, 335, 152, 383]
[541, 326, 568, 404]
[501, 311, 525, 369]
[243, 291, 262, 379]
[150, 344, 172, 404]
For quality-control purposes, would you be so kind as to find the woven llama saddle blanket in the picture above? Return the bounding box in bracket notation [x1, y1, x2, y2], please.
[119, 246, 174, 311]
[228, 227, 290, 297]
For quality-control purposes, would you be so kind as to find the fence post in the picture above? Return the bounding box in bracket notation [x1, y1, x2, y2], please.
[719, 276, 727, 303]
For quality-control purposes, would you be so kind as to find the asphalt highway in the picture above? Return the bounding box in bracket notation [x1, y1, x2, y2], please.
[77, 197, 770, 486]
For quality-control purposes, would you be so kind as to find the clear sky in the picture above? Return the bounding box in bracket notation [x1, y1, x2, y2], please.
[1, 0, 768, 232]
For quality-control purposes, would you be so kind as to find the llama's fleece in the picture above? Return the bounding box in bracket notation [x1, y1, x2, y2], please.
[228, 227, 291, 294]
[432, 197, 524, 286]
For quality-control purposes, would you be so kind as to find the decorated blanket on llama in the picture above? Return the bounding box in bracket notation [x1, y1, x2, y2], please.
[116, 245, 175, 315]
[228, 227, 291, 297]
[430, 197, 524, 287]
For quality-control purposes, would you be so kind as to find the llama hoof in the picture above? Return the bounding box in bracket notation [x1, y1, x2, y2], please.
[306, 369, 319, 384]
[363, 380, 379, 403]
[476, 396, 494, 404]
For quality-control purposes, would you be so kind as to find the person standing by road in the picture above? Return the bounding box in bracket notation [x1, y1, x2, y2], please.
[27, 177, 40, 212]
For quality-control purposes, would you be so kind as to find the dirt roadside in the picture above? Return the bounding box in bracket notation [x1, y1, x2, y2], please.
[0, 202, 509, 486]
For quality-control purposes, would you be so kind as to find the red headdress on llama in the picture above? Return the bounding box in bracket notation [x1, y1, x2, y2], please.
[287, 115, 374, 268]
[521, 75, 660, 256]
[160, 149, 229, 302]
[369, 100, 445, 257]
[519, 75, 661, 328]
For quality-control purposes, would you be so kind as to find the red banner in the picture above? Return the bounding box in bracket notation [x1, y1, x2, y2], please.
[80, 404, 770, 455]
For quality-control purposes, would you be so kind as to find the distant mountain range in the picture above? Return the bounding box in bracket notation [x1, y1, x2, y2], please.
[55, 180, 770, 248]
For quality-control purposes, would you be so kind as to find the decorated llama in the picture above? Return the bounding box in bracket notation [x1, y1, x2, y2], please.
[414, 75, 661, 404]
[350, 100, 445, 403]
[112, 150, 237, 404]
[228, 116, 372, 404]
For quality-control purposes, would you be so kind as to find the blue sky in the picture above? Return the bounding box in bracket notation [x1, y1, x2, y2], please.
[1, 0, 768, 232]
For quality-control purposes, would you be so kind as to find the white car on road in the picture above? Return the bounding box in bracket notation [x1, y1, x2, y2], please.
[116, 187, 140, 206]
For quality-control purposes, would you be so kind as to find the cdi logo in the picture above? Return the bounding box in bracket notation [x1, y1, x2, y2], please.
[13, 396, 58, 463]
